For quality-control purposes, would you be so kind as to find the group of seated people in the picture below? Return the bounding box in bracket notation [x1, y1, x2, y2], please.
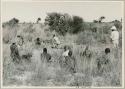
[10, 35, 112, 74]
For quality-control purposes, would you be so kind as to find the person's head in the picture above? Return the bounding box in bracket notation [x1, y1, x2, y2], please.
[68, 50, 72, 57]
[105, 48, 110, 54]
[35, 37, 41, 45]
[43, 48, 47, 53]
[12, 43, 16, 45]
[36, 37, 40, 41]
[53, 34, 55, 38]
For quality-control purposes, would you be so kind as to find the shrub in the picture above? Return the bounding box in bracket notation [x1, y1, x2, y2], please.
[45, 12, 85, 35]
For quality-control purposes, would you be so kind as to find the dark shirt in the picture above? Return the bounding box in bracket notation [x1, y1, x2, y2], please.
[41, 52, 51, 62]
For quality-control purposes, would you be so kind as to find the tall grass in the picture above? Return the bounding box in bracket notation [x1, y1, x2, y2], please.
[2, 23, 122, 87]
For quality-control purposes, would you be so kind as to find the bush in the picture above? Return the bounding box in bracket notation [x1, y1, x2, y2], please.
[45, 12, 85, 35]
[68, 16, 84, 34]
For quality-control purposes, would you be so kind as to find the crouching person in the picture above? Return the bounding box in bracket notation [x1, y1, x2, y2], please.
[81, 45, 92, 73]
[96, 48, 111, 75]
[10, 43, 21, 63]
[52, 34, 60, 48]
[65, 51, 76, 74]
[62, 45, 71, 57]
[41, 48, 51, 63]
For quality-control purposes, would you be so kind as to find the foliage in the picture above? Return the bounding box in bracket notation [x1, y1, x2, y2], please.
[36, 18, 41, 23]
[112, 20, 122, 30]
[99, 16, 105, 23]
[44, 12, 84, 35]
[3, 18, 19, 28]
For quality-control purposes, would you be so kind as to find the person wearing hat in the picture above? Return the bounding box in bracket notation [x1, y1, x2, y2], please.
[110, 26, 119, 48]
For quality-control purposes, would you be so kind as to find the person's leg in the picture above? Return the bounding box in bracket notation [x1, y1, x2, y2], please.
[116, 40, 119, 48]
[113, 40, 117, 48]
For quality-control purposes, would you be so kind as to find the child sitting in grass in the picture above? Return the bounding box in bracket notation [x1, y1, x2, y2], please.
[96, 48, 111, 75]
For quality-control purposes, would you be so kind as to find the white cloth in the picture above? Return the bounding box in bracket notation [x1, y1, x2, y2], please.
[54, 36, 60, 44]
[62, 50, 69, 57]
[110, 31, 119, 48]
[110, 31, 119, 41]
[112, 40, 119, 48]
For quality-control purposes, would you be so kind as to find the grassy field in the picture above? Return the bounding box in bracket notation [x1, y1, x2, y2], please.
[2, 23, 122, 87]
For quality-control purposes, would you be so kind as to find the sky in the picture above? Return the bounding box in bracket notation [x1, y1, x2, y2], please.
[1, 1, 124, 23]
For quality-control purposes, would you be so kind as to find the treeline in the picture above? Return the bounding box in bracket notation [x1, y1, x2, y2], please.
[2, 12, 122, 36]
[44, 12, 122, 36]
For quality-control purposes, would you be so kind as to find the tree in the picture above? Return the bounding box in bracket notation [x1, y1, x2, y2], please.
[36, 18, 41, 23]
[69, 16, 84, 34]
[45, 12, 72, 35]
[93, 20, 98, 23]
[8, 18, 19, 26]
[44, 12, 84, 35]
[99, 16, 105, 23]
[2, 18, 19, 28]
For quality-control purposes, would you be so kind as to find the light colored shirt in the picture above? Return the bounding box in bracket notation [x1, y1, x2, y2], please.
[110, 31, 119, 41]
[62, 50, 69, 57]
[54, 36, 60, 44]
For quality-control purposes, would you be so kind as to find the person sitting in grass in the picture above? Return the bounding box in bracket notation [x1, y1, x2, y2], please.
[82, 46, 92, 58]
[62, 45, 70, 57]
[41, 48, 51, 63]
[81, 45, 92, 73]
[17, 35, 24, 47]
[10, 42, 21, 63]
[59, 46, 71, 70]
[52, 34, 60, 48]
[35, 37, 41, 45]
[96, 48, 111, 74]
[65, 50, 76, 74]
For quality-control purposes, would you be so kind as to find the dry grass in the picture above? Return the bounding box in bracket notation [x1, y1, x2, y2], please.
[2, 23, 122, 87]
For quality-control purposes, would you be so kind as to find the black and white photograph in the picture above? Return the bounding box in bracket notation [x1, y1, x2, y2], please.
[1, 0, 124, 88]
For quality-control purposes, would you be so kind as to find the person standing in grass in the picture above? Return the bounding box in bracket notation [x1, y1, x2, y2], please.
[10, 43, 21, 63]
[110, 26, 119, 48]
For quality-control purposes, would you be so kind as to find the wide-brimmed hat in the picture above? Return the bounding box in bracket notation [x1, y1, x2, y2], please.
[111, 26, 117, 31]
